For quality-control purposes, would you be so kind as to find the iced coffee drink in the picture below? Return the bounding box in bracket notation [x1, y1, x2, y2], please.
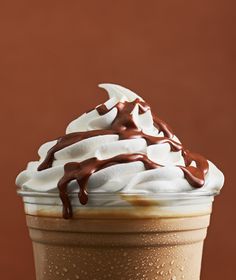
[16, 84, 224, 280]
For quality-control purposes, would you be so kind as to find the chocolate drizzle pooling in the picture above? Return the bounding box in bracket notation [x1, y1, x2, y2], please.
[37, 98, 209, 218]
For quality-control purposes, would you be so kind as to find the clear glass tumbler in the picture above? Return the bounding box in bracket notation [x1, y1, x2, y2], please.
[18, 190, 217, 280]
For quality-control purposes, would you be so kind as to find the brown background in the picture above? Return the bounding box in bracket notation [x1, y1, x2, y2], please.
[0, 1, 235, 279]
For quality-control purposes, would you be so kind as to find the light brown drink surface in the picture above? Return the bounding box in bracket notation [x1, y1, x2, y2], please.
[26, 214, 210, 280]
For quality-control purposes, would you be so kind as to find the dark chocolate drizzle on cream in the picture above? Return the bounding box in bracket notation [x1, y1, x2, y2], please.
[58, 154, 160, 218]
[38, 98, 209, 219]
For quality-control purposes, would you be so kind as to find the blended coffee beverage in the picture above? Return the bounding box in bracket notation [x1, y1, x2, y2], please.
[16, 84, 224, 280]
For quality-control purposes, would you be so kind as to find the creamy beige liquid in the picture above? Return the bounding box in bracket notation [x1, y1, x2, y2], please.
[26, 213, 210, 280]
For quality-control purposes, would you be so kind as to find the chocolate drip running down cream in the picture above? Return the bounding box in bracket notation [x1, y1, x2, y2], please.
[58, 154, 160, 218]
[38, 98, 209, 219]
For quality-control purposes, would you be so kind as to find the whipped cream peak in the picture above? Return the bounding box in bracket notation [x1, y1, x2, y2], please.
[16, 83, 224, 218]
[98, 83, 144, 102]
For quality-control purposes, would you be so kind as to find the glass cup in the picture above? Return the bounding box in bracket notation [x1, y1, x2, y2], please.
[18, 190, 217, 280]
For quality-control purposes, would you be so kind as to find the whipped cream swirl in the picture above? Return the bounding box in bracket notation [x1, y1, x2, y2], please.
[16, 84, 224, 218]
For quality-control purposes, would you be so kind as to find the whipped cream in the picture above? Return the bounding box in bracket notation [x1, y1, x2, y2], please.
[16, 84, 224, 216]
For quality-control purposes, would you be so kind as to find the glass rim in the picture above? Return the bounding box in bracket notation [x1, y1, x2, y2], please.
[17, 189, 219, 200]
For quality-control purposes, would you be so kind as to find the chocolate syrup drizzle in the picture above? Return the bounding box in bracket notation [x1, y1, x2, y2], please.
[58, 154, 160, 218]
[38, 98, 209, 219]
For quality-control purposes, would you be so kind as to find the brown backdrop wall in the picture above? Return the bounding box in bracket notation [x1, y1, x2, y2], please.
[0, 1, 235, 279]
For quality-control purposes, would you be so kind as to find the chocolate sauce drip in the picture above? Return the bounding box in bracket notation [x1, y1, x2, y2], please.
[180, 150, 209, 187]
[37, 97, 209, 218]
[58, 154, 160, 219]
